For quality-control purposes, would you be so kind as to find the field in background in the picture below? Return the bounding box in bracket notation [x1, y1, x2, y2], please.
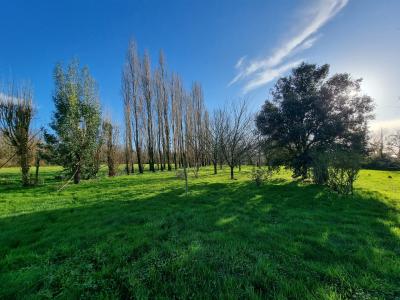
[0, 166, 399, 298]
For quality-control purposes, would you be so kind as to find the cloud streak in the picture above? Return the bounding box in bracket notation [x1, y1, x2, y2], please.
[242, 60, 303, 94]
[230, 0, 348, 93]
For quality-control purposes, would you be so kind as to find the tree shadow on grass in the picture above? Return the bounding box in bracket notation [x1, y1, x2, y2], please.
[0, 179, 399, 299]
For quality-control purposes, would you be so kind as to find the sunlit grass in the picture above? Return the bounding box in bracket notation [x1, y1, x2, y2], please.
[0, 166, 399, 299]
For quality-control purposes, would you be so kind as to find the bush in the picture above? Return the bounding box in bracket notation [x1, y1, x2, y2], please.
[311, 152, 329, 185]
[191, 167, 199, 178]
[326, 151, 361, 195]
[251, 166, 277, 186]
[362, 156, 400, 171]
[175, 169, 186, 180]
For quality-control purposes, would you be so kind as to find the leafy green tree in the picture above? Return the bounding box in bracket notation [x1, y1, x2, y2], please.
[256, 63, 374, 179]
[46, 60, 101, 183]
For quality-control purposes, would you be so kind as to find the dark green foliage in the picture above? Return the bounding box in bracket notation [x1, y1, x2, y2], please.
[310, 152, 329, 185]
[362, 156, 400, 171]
[46, 61, 102, 183]
[311, 150, 362, 194]
[250, 166, 278, 186]
[326, 151, 362, 194]
[256, 63, 374, 179]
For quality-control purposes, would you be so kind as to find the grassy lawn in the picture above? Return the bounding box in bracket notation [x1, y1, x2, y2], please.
[0, 166, 399, 299]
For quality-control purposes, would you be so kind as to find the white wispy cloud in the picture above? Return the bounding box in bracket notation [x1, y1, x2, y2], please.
[230, 0, 349, 93]
[242, 60, 303, 94]
[235, 56, 247, 69]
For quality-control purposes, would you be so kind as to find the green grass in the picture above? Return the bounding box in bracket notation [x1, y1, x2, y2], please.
[0, 166, 399, 299]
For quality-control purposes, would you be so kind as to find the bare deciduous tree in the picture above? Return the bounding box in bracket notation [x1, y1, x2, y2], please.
[171, 73, 182, 170]
[387, 130, 400, 159]
[0, 83, 34, 186]
[122, 68, 134, 174]
[220, 100, 254, 179]
[141, 51, 156, 172]
[129, 41, 144, 173]
[208, 109, 224, 174]
[154, 65, 166, 171]
[159, 51, 172, 171]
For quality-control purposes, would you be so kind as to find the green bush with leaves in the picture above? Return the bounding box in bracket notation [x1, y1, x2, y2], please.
[251, 166, 277, 186]
[311, 152, 329, 185]
[326, 151, 361, 195]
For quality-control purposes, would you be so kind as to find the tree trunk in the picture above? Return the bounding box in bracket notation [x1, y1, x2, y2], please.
[230, 165, 234, 180]
[130, 159, 134, 174]
[133, 105, 143, 173]
[20, 150, 30, 186]
[108, 156, 116, 177]
[173, 152, 177, 170]
[125, 152, 130, 175]
[137, 146, 143, 173]
[166, 151, 172, 171]
[74, 164, 81, 184]
[34, 155, 40, 185]
[213, 162, 217, 175]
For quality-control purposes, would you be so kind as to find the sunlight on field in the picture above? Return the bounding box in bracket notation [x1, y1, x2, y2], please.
[0, 166, 399, 298]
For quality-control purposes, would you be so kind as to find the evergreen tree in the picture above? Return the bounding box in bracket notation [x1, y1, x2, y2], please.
[46, 60, 102, 183]
[256, 63, 374, 179]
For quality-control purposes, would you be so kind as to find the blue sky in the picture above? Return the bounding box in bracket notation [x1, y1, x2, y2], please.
[0, 0, 399, 131]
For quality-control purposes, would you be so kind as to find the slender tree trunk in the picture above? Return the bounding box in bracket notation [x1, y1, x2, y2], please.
[213, 162, 217, 175]
[134, 124, 143, 173]
[74, 164, 81, 184]
[183, 154, 188, 196]
[173, 152, 177, 170]
[34, 154, 40, 185]
[108, 157, 116, 177]
[230, 165, 234, 180]
[125, 148, 130, 175]
[137, 151, 143, 173]
[127, 131, 134, 174]
[20, 149, 30, 186]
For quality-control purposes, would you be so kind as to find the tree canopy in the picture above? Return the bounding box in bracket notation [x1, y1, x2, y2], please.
[46, 60, 102, 183]
[256, 62, 375, 178]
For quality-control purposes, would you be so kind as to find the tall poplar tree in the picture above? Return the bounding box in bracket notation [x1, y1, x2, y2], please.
[141, 51, 155, 172]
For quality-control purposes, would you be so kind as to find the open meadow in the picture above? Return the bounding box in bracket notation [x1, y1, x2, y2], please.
[0, 166, 399, 299]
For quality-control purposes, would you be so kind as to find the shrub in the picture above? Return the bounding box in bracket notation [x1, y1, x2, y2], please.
[191, 167, 199, 178]
[251, 166, 277, 186]
[362, 156, 400, 171]
[311, 152, 329, 185]
[326, 151, 361, 195]
[175, 169, 186, 180]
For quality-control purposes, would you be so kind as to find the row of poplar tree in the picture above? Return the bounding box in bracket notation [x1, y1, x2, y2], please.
[120, 41, 255, 180]
[0, 39, 256, 186]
